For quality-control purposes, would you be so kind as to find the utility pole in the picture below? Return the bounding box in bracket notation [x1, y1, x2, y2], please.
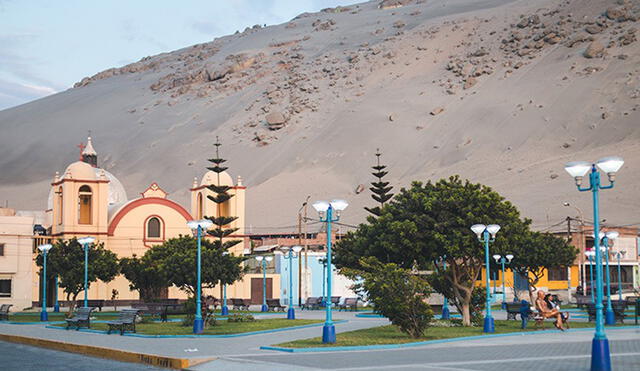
[566, 216, 572, 303]
[298, 196, 310, 307]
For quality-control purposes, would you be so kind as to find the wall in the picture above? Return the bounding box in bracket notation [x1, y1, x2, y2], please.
[0, 214, 34, 311]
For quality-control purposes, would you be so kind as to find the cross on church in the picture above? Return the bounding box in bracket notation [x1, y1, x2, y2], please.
[77, 142, 85, 161]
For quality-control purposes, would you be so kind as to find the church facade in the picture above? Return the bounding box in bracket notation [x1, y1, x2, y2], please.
[32, 137, 280, 306]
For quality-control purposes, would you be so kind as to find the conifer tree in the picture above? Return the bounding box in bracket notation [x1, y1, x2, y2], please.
[364, 149, 394, 216]
[205, 138, 243, 280]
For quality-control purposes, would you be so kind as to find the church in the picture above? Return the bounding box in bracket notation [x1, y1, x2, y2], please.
[32, 136, 280, 305]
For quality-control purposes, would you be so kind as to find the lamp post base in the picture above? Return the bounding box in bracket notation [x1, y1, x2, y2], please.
[40, 311, 48, 322]
[221, 306, 229, 316]
[441, 306, 450, 320]
[322, 323, 336, 344]
[501, 302, 507, 310]
[54, 304, 60, 313]
[605, 310, 615, 326]
[261, 304, 268, 312]
[193, 317, 204, 334]
[287, 307, 296, 320]
[591, 337, 611, 371]
[483, 316, 495, 333]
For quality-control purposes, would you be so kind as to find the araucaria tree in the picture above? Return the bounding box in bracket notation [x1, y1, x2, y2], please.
[336, 176, 529, 326]
[36, 238, 119, 313]
[364, 149, 394, 217]
[205, 138, 244, 287]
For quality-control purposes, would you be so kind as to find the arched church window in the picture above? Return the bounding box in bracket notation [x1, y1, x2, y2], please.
[197, 193, 203, 219]
[147, 217, 161, 239]
[78, 185, 92, 224]
[57, 187, 63, 225]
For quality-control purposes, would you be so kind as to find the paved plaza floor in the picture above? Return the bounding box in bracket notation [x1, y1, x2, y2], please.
[1, 310, 639, 370]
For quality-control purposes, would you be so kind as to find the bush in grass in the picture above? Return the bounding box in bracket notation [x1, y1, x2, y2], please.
[470, 286, 485, 326]
[357, 258, 433, 338]
[227, 314, 256, 323]
[181, 314, 195, 327]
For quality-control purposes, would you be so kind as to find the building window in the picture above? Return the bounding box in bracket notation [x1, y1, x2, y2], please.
[57, 187, 63, 225]
[0, 243, 4, 256]
[147, 217, 161, 239]
[548, 267, 568, 281]
[78, 185, 92, 224]
[0, 279, 10, 297]
[197, 193, 203, 219]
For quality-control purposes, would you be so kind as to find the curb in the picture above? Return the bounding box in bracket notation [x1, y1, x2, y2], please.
[0, 333, 210, 369]
[45, 320, 347, 338]
[261, 325, 640, 353]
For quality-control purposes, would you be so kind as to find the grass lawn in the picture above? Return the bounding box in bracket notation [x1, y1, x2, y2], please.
[276, 320, 617, 348]
[52, 318, 322, 335]
[6, 312, 120, 322]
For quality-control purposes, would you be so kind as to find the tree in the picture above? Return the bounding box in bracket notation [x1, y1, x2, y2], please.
[508, 231, 577, 303]
[119, 254, 170, 301]
[151, 235, 245, 296]
[355, 258, 433, 338]
[364, 149, 394, 217]
[205, 138, 244, 288]
[336, 176, 529, 326]
[35, 238, 119, 314]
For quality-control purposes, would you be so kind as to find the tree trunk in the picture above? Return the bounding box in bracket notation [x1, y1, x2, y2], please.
[460, 302, 471, 326]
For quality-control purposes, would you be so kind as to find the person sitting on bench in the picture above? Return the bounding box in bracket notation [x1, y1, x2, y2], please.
[535, 290, 567, 331]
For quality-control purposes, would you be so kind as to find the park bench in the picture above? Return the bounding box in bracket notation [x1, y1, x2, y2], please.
[429, 304, 444, 313]
[301, 297, 321, 310]
[586, 301, 626, 323]
[106, 309, 139, 335]
[505, 302, 525, 320]
[75, 299, 105, 311]
[626, 296, 639, 307]
[65, 307, 95, 330]
[575, 295, 590, 309]
[328, 296, 341, 308]
[339, 298, 358, 311]
[0, 304, 12, 320]
[230, 298, 250, 311]
[266, 298, 286, 312]
[131, 303, 164, 320]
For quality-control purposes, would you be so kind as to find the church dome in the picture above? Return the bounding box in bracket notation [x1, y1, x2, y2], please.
[64, 161, 97, 180]
[47, 166, 128, 209]
[201, 170, 234, 187]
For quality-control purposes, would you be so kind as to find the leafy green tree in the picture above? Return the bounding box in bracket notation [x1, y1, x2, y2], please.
[119, 254, 170, 301]
[336, 176, 529, 325]
[508, 231, 577, 302]
[35, 238, 119, 313]
[151, 236, 245, 296]
[355, 258, 433, 338]
[364, 150, 394, 216]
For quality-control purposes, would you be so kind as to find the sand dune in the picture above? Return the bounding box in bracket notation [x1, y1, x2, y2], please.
[1, 0, 639, 233]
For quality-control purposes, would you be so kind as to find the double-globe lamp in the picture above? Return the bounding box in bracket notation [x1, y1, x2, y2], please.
[565, 156, 623, 371]
[281, 245, 303, 319]
[77, 236, 96, 308]
[255, 255, 274, 312]
[492, 254, 513, 308]
[470, 223, 500, 333]
[312, 199, 348, 344]
[187, 219, 214, 334]
[38, 244, 53, 321]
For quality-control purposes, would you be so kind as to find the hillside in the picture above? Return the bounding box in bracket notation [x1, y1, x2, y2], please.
[1, 0, 639, 233]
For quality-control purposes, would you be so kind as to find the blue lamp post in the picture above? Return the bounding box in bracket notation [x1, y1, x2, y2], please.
[282, 245, 303, 319]
[471, 223, 501, 333]
[613, 250, 625, 302]
[313, 199, 348, 344]
[187, 219, 214, 334]
[38, 244, 53, 321]
[221, 251, 230, 316]
[77, 236, 96, 308]
[599, 231, 618, 325]
[318, 257, 327, 306]
[586, 251, 595, 303]
[493, 254, 513, 309]
[438, 257, 450, 320]
[565, 156, 624, 371]
[53, 276, 60, 312]
[255, 255, 273, 312]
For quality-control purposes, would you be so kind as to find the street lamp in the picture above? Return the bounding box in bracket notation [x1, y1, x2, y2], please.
[255, 255, 273, 312]
[613, 249, 625, 302]
[318, 257, 327, 306]
[438, 256, 450, 320]
[282, 245, 303, 319]
[187, 218, 214, 334]
[221, 251, 230, 316]
[77, 236, 95, 308]
[470, 223, 500, 333]
[565, 156, 624, 371]
[493, 254, 513, 309]
[586, 250, 596, 303]
[313, 199, 348, 344]
[598, 231, 619, 325]
[38, 244, 53, 321]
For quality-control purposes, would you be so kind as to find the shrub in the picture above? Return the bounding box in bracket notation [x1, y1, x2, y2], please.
[357, 258, 433, 338]
[227, 314, 256, 323]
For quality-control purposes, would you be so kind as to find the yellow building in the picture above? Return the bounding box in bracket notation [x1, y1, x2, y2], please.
[0, 208, 35, 311]
[33, 136, 279, 306]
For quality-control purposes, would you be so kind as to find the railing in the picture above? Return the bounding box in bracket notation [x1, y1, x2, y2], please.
[33, 236, 53, 253]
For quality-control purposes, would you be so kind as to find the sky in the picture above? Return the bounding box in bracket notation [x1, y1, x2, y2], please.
[0, 0, 360, 110]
